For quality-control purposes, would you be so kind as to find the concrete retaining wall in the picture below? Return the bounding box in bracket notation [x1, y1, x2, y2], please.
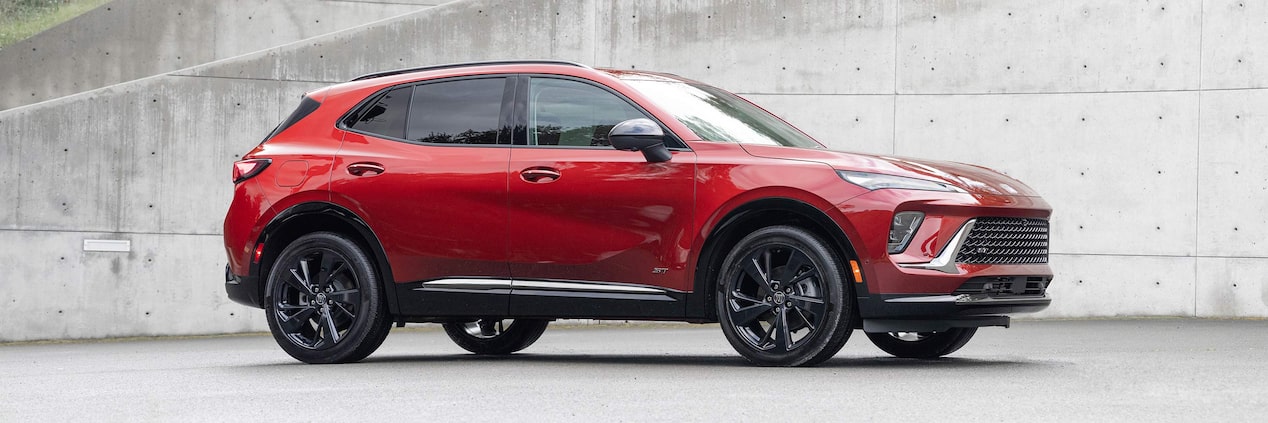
[1, 0, 1265, 341]
[0, 0, 441, 110]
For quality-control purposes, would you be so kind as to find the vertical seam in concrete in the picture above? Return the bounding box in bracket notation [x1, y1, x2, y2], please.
[891, 0, 900, 155]
[14, 119, 21, 228]
[1193, 0, 1206, 317]
[212, 3, 220, 62]
[113, 82, 125, 233]
[592, 0, 599, 66]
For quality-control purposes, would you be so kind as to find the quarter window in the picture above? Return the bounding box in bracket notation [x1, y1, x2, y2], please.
[407, 78, 505, 145]
[346, 86, 410, 140]
[528, 78, 648, 147]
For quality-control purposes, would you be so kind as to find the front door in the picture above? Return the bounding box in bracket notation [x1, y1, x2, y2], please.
[506, 76, 696, 318]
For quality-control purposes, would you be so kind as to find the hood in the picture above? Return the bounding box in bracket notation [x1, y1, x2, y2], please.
[740, 144, 1042, 197]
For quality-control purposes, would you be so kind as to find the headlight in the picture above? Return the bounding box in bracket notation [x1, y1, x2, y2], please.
[888, 211, 924, 254]
[837, 170, 966, 193]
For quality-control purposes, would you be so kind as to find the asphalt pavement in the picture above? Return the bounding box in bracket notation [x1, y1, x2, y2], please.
[1, 319, 1265, 422]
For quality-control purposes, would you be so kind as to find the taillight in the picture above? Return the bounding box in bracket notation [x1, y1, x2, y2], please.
[233, 159, 271, 183]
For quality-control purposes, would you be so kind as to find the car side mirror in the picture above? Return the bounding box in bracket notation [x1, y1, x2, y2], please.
[609, 118, 672, 163]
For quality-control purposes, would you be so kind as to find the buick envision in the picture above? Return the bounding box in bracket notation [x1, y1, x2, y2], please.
[224, 61, 1052, 366]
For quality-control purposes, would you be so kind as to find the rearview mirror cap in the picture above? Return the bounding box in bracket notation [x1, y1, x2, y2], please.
[609, 118, 671, 163]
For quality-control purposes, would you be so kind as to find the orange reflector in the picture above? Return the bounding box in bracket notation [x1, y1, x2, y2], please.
[849, 260, 864, 283]
[253, 243, 265, 263]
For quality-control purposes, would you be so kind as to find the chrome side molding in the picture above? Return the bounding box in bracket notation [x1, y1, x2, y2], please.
[416, 279, 512, 291]
[416, 278, 673, 295]
[512, 280, 666, 294]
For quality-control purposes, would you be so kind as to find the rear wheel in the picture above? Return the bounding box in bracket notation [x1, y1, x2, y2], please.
[716, 225, 856, 367]
[442, 319, 549, 355]
[865, 328, 977, 359]
[265, 232, 392, 364]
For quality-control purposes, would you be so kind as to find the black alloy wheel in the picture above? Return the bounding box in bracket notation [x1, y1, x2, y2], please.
[865, 328, 978, 359]
[265, 232, 392, 364]
[442, 319, 549, 355]
[717, 225, 856, 367]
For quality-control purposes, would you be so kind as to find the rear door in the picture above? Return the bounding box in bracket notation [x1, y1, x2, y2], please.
[506, 75, 696, 318]
[332, 76, 515, 316]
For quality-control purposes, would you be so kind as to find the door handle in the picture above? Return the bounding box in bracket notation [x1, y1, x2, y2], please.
[347, 162, 385, 176]
[520, 167, 561, 183]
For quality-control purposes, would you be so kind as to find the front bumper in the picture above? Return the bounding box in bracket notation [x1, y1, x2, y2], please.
[858, 293, 1050, 332]
[828, 188, 1054, 328]
[833, 189, 1054, 295]
[867, 292, 1051, 318]
[858, 272, 1053, 331]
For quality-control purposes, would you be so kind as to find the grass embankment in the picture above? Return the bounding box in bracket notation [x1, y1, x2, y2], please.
[0, 0, 111, 49]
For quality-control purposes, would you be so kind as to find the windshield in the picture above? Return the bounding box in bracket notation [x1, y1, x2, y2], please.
[623, 79, 823, 148]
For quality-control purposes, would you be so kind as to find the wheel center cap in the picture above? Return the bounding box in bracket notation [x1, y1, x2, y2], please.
[773, 291, 786, 303]
[315, 293, 327, 303]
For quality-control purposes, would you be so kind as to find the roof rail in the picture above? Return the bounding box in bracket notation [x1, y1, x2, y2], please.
[350, 60, 591, 81]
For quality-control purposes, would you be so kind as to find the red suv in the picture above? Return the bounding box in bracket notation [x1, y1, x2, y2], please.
[224, 61, 1052, 366]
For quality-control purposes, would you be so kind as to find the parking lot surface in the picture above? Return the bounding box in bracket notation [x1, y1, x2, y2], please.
[1, 319, 1265, 421]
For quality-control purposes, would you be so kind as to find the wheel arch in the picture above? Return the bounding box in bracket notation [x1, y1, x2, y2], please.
[252, 202, 398, 314]
[687, 197, 864, 321]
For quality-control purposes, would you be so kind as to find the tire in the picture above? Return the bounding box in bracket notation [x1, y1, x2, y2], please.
[442, 319, 549, 355]
[265, 232, 392, 364]
[716, 225, 857, 367]
[865, 328, 978, 359]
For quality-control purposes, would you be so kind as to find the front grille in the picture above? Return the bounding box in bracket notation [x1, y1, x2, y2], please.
[954, 276, 1050, 297]
[955, 217, 1049, 264]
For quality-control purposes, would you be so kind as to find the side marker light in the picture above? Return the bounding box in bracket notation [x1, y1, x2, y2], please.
[850, 260, 864, 283]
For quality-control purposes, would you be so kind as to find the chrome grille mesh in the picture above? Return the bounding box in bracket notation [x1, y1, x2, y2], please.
[955, 218, 1049, 264]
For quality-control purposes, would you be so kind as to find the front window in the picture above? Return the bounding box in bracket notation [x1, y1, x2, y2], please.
[527, 78, 649, 147]
[623, 79, 822, 148]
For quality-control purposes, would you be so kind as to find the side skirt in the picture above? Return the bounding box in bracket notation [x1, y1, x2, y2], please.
[394, 278, 688, 321]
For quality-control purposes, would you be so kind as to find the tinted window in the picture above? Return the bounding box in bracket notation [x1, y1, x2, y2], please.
[347, 86, 410, 139]
[528, 78, 648, 147]
[407, 78, 505, 144]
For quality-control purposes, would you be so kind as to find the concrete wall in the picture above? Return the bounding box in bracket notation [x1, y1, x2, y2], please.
[0, 0, 442, 111]
[1, 0, 1265, 342]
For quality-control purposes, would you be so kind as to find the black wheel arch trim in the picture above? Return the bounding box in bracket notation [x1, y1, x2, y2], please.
[250, 202, 398, 314]
[687, 197, 866, 321]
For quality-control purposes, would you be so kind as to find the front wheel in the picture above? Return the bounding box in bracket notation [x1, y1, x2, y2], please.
[264, 232, 392, 364]
[865, 328, 977, 359]
[716, 225, 857, 367]
[442, 319, 549, 355]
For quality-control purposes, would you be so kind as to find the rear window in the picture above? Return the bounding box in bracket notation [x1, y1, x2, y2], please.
[342, 78, 507, 145]
[406, 78, 505, 145]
